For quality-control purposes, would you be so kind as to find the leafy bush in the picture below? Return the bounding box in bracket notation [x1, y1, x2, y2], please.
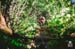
[1, 0, 75, 49]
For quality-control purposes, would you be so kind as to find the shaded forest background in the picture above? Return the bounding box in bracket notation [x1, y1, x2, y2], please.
[0, 0, 75, 49]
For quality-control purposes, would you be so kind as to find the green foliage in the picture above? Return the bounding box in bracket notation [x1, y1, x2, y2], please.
[8, 0, 74, 37]
[1, 0, 75, 49]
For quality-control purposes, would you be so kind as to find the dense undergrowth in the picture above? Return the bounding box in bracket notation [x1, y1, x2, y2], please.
[0, 0, 75, 49]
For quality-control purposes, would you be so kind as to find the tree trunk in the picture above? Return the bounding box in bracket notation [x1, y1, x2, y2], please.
[0, 11, 12, 35]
